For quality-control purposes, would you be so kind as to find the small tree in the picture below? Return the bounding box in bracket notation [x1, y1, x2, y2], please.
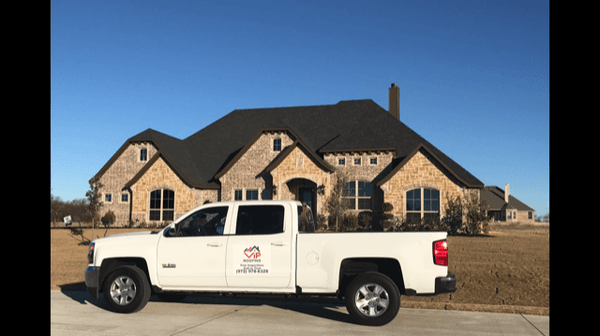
[462, 191, 490, 235]
[324, 170, 351, 231]
[86, 177, 104, 240]
[443, 193, 463, 235]
[50, 193, 63, 227]
[101, 210, 116, 237]
[443, 191, 489, 235]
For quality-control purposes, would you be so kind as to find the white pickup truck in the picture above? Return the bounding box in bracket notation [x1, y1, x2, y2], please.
[85, 200, 456, 326]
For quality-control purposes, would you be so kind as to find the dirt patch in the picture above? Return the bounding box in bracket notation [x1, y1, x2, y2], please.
[403, 227, 549, 315]
[51, 225, 549, 315]
[50, 228, 152, 291]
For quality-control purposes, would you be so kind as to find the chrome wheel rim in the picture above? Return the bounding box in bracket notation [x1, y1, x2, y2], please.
[354, 283, 390, 317]
[109, 275, 137, 306]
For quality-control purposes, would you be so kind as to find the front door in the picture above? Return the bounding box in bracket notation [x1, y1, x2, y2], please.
[157, 206, 229, 288]
[299, 187, 316, 216]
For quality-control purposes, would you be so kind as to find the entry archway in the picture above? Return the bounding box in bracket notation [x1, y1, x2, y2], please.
[286, 178, 317, 215]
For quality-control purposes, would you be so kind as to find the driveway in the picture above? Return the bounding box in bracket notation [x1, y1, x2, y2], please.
[51, 290, 549, 336]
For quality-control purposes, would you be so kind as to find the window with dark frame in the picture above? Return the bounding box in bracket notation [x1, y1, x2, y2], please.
[105, 194, 112, 203]
[149, 189, 175, 221]
[246, 189, 259, 200]
[273, 138, 282, 151]
[406, 188, 439, 224]
[162, 189, 174, 221]
[354, 158, 361, 165]
[343, 181, 373, 210]
[234, 190, 243, 201]
[339, 158, 345, 166]
[121, 194, 128, 202]
[357, 181, 373, 210]
[370, 157, 377, 165]
[140, 148, 147, 161]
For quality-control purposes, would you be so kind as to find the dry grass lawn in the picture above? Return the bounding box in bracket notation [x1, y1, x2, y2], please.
[50, 224, 549, 315]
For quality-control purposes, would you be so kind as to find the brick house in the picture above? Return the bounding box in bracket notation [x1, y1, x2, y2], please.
[481, 184, 536, 223]
[92, 84, 484, 227]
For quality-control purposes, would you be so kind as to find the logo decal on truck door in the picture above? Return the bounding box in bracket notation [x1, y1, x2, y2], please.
[234, 245, 271, 274]
[244, 246, 261, 259]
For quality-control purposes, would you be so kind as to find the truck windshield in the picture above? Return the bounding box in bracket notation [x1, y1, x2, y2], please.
[298, 203, 316, 233]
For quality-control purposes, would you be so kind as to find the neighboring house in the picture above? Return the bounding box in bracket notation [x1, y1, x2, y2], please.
[481, 184, 535, 223]
[91, 84, 484, 227]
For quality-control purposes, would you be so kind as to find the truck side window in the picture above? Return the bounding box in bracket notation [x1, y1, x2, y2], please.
[236, 205, 284, 235]
[171, 206, 228, 237]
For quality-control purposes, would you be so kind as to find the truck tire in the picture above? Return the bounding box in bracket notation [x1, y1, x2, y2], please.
[345, 272, 400, 326]
[103, 265, 151, 313]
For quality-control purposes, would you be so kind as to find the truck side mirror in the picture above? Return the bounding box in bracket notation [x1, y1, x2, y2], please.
[166, 227, 176, 237]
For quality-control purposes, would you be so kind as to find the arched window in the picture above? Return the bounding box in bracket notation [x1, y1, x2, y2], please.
[406, 188, 439, 223]
[343, 181, 373, 210]
[150, 189, 175, 221]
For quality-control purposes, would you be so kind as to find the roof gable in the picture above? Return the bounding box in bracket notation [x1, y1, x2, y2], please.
[261, 139, 335, 176]
[377, 143, 483, 189]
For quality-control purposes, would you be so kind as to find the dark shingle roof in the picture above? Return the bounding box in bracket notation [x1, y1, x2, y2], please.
[97, 99, 484, 189]
[481, 186, 534, 211]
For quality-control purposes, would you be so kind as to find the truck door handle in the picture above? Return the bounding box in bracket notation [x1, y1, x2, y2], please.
[207, 242, 222, 247]
[271, 242, 286, 246]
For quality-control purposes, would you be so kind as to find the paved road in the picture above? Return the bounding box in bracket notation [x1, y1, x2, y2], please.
[51, 290, 549, 336]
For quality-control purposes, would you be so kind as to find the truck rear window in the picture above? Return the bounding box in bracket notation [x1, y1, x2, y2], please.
[236, 205, 284, 235]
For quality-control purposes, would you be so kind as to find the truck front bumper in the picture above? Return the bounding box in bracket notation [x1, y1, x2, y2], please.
[85, 267, 101, 298]
[434, 272, 457, 294]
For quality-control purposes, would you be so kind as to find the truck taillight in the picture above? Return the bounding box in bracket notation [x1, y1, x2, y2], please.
[88, 243, 95, 264]
[433, 240, 448, 266]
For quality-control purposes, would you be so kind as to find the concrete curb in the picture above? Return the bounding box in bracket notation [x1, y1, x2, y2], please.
[402, 301, 549, 316]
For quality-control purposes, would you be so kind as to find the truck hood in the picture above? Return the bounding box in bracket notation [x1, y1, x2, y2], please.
[95, 230, 157, 241]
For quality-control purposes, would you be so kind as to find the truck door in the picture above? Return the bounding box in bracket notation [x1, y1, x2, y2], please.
[225, 204, 293, 288]
[157, 206, 229, 288]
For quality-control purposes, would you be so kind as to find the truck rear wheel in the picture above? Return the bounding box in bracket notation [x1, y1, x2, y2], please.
[345, 272, 400, 326]
[103, 265, 150, 313]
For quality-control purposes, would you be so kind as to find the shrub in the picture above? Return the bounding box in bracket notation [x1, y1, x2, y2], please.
[341, 213, 360, 232]
[443, 191, 490, 236]
[462, 191, 490, 235]
[101, 210, 116, 237]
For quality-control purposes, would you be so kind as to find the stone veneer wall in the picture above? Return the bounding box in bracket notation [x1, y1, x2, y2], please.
[97, 142, 158, 226]
[97, 136, 482, 227]
[220, 132, 294, 201]
[380, 149, 474, 218]
[323, 151, 394, 213]
[506, 209, 536, 224]
[129, 156, 218, 225]
[97, 141, 219, 227]
[270, 146, 332, 216]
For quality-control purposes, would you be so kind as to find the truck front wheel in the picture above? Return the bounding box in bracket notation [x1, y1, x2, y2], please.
[103, 265, 151, 313]
[345, 272, 400, 326]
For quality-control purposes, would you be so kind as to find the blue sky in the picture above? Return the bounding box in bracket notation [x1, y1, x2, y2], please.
[51, 0, 549, 217]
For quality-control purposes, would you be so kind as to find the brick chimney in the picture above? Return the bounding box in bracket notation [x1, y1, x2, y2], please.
[389, 83, 399, 120]
[504, 183, 510, 203]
